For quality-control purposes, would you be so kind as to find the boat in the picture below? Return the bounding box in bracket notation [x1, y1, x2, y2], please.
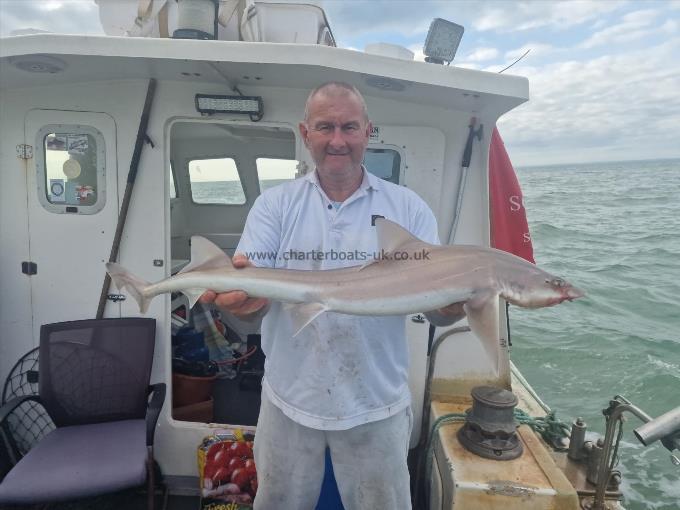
[1, 1, 678, 509]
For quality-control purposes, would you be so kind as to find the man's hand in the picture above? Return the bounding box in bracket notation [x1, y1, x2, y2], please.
[198, 254, 270, 319]
[436, 302, 465, 318]
[425, 302, 466, 327]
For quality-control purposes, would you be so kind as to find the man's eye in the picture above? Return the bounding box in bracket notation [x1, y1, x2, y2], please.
[344, 125, 358, 132]
[317, 125, 333, 133]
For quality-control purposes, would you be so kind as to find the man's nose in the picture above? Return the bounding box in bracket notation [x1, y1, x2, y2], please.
[329, 127, 348, 147]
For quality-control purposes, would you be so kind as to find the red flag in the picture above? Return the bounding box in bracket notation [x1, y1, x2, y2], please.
[489, 128, 535, 264]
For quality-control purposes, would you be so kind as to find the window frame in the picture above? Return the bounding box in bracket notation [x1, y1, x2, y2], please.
[36, 124, 107, 215]
[187, 155, 247, 206]
[364, 144, 405, 185]
[255, 156, 299, 194]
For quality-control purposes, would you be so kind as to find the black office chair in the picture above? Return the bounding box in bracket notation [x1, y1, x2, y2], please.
[0, 318, 165, 509]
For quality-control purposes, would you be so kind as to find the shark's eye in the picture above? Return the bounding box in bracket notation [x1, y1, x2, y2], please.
[551, 277, 566, 287]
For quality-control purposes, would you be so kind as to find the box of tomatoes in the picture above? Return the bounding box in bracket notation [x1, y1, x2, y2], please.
[198, 429, 258, 509]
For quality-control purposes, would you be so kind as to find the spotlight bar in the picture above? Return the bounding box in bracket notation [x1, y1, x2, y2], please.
[195, 94, 264, 119]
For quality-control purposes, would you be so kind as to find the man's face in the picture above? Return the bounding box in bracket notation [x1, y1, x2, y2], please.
[299, 91, 372, 180]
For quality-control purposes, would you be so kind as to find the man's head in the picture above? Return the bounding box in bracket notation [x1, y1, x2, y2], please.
[299, 82, 372, 182]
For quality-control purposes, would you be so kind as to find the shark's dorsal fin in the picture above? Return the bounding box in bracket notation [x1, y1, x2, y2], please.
[375, 218, 424, 253]
[180, 236, 232, 274]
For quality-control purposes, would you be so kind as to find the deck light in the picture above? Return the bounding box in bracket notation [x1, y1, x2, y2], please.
[195, 94, 264, 121]
[423, 18, 464, 65]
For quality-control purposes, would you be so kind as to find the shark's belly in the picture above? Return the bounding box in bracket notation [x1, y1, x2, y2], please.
[325, 287, 473, 316]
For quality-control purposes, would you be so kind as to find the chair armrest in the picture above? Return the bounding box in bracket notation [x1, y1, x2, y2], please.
[145, 383, 166, 447]
[0, 395, 44, 426]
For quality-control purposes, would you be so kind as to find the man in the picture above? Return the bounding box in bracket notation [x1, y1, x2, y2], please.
[201, 82, 462, 509]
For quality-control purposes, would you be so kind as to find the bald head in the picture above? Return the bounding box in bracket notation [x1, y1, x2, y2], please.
[303, 82, 369, 123]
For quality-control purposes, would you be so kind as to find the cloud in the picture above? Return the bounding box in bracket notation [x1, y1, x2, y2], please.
[325, 1, 627, 43]
[505, 43, 555, 61]
[464, 47, 499, 62]
[0, 0, 101, 36]
[579, 8, 661, 49]
[473, 0, 626, 32]
[498, 37, 680, 165]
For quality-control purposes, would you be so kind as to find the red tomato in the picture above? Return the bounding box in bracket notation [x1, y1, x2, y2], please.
[250, 477, 258, 495]
[212, 466, 231, 485]
[230, 441, 252, 459]
[244, 459, 256, 471]
[212, 448, 229, 467]
[221, 457, 242, 479]
[206, 443, 223, 462]
[231, 467, 251, 490]
[203, 464, 217, 481]
[228, 457, 245, 470]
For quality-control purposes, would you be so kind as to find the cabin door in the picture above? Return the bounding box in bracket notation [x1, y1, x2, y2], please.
[24, 110, 120, 340]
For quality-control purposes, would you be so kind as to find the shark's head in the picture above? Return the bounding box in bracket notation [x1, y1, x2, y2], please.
[541, 276, 585, 306]
[503, 270, 585, 308]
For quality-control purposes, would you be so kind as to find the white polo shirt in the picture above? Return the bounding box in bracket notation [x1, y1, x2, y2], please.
[236, 169, 439, 430]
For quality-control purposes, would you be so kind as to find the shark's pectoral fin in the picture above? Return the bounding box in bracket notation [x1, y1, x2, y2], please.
[284, 302, 329, 337]
[464, 290, 501, 376]
[183, 288, 207, 310]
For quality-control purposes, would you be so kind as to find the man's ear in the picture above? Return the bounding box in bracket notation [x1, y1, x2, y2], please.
[299, 122, 309, 147]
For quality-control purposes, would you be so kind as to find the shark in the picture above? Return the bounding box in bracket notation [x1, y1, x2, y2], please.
[106, 218, 584, 373]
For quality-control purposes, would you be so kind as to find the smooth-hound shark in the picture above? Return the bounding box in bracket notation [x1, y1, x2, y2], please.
[106, 218, 584, 374]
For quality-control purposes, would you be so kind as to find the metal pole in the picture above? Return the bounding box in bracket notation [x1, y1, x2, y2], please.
[96, 78, 157, 319]
[592, 401, 652, 509]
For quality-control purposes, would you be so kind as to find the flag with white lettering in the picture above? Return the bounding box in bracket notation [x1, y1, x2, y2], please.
[489, 128, 535, 264]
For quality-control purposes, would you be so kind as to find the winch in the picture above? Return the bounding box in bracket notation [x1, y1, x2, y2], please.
[458, 385, 523, 460]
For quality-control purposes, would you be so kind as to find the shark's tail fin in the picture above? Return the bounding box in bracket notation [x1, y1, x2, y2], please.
[106, 262, 152, 313]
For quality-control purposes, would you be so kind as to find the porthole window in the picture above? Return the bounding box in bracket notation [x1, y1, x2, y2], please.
[37, 124, 106, 214]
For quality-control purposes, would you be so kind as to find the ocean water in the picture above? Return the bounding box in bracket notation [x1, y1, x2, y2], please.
[191, 179, 290, 204]
[511, 159, 680, 510]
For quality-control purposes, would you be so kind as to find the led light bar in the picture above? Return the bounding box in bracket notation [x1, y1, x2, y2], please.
[195, 94, 264, 118]
[423, 18, 464, 64]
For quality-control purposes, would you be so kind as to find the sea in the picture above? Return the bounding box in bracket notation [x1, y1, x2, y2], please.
[192, 159, 679, 509]
[512, 158, 680, 510]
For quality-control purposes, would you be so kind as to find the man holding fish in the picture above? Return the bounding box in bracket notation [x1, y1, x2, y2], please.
[200, 82, 464, 510]
[107, 81, 581, 508]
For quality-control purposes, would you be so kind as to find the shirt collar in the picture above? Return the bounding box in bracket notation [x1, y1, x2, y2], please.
[303, 165, 381, 193]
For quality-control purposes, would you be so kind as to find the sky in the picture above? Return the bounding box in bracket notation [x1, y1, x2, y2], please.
[1, 0, 679, 166]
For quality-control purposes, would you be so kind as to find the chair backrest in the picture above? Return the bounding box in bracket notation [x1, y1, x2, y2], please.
[39, 318, 156, 427]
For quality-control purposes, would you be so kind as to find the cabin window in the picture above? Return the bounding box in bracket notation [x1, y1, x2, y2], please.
[256, 158, 298, 193]
[188, 157, 246, 205]
[37, 125, 106, 214]
[364, 148, 401, 184]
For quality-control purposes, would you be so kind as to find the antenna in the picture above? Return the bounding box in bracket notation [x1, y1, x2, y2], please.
[498, 49, 531, 74]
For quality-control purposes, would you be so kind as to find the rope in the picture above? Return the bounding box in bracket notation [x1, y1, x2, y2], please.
[514, 408, 571, 449]
[423, 409, 572, 493]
